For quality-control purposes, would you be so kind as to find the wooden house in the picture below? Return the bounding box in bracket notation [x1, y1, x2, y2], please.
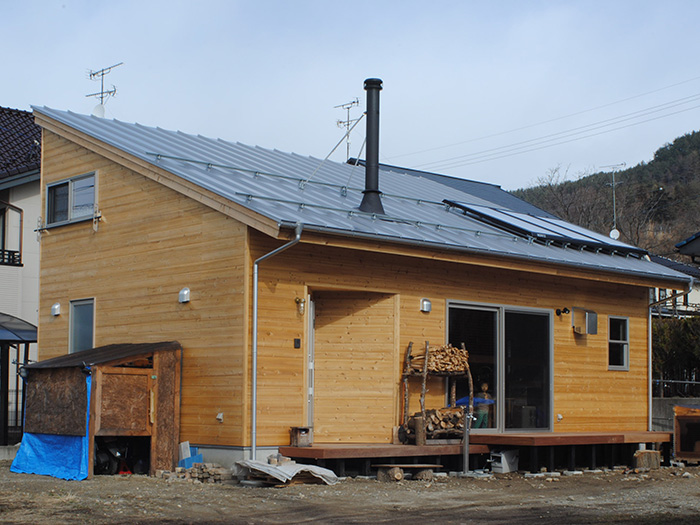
[29, 80, 693, 471]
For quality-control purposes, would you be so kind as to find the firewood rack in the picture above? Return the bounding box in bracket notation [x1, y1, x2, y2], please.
[401, 341, 474, 445]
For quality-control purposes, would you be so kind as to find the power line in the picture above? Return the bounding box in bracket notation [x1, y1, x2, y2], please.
[423, 102, 700, 170]
[419, 92, 700, 170]
[388, 73, 700, 162]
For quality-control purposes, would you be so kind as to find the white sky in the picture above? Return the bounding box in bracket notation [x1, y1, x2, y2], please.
[4, 0, 700, 190]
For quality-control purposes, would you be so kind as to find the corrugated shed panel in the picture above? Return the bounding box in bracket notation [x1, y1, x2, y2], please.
[33, 107, 692, 286]
[25, 341, 182, 368]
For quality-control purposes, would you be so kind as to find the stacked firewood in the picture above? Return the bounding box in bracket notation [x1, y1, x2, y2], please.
[425, 407, 465, 434]
[408, 344, 469, 373]
[402, 406, 465, 442]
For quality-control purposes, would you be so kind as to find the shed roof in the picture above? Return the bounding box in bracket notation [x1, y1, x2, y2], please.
[25, 341, 182, 369]
[0, 106, 41, 181]
[33, 106, 692, 287]
[0, 313, 37, 343]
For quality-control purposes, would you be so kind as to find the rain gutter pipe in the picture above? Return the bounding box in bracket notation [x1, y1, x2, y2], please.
[647, 279, 694, 431]
[251, 222, 303, 460]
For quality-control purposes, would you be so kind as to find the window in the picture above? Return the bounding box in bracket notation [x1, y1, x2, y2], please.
[47, 173, 95, 226]
[0, 200, 23, 266]
[70, 299, 94, 354]
[608, 317, 629, 370]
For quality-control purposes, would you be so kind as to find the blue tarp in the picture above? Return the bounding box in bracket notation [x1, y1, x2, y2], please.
[456, 396, 495, 407]
[11, 373, 91, 480]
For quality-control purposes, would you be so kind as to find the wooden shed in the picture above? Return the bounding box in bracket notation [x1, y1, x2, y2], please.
[14, 342, 181, 479]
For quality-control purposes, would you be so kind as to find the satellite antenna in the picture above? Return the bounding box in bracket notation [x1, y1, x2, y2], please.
[601, 162, 626, 240]
[86, 62, 123, 117]
[335, 98, 360, 161]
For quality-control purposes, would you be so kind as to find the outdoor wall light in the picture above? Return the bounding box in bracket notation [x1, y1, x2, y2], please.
[178, 287, 191, 303]
[420, 298, 432, 313]
[51, 302, 61, 316]
[295, 297, 306, 315]
[555, 307, 570, 316]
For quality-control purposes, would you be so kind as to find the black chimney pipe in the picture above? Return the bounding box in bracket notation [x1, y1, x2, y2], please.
[359, 78, 385, 214]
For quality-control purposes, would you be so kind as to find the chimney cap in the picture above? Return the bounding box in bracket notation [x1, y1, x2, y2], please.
[364, 78, 383, 90]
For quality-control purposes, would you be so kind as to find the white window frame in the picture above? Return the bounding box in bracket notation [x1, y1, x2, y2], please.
[69, 298, 95, 354]
[46, 172, 96, 227]
[608, 316, 629, 371]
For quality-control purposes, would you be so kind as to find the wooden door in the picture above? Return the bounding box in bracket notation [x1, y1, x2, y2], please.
[312, 291, 397, 443]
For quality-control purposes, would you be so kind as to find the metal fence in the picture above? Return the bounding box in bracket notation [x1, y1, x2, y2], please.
[653, 379, 700, 398]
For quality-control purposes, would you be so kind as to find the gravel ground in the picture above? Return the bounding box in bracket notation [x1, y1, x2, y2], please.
[1, 460, 699, 524]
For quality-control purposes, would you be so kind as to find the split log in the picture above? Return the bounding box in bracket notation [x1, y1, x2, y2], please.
[377, 466, 404, 482]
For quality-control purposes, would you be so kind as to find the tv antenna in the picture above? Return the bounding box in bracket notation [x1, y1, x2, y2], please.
[601, 162, 626, 239]
[335, 98, 360, 161]
[86, 62, 123, 116]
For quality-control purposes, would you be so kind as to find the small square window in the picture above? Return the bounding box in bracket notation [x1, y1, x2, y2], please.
[608, 317, 629, 371]
[47, 174, 95, 226]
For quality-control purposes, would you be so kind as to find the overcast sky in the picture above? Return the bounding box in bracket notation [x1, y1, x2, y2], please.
[4, 1, 700, 190]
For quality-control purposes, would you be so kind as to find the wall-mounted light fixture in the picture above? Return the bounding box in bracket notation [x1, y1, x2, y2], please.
[295, 297, 306, 315]
[555, 307, 570, 316]
[51, 302, 61, 316]
[178, 287, 190, 303]
[420, 298, 432, 313]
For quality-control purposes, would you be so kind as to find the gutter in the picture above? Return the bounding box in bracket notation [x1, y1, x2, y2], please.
[0, 169, 40, 191]
[251, 222, 303, 460]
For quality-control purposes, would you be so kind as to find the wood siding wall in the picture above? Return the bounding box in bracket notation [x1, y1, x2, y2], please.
[251, 231, 651, 445]
[38, 131, 248, 447]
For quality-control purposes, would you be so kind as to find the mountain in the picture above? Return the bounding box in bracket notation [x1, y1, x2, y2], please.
[512, 131, 700, 258]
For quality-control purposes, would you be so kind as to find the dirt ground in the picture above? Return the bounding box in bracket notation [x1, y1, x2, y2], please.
[1, 460, 700, 524]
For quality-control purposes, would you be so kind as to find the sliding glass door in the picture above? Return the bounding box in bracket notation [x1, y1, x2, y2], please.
[449, 304, 551, 432]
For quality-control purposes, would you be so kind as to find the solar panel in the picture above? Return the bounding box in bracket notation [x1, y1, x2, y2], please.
[445, 201, 646, 255]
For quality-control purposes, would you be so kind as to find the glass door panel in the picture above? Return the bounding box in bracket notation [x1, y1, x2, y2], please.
[449, 307, 497, 430]
[504, 311, 550, 430]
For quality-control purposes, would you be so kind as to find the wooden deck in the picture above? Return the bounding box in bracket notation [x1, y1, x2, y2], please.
[279, 431, 671, 461]
[279, 442, 489, 460]
[469, 431, 672, 447]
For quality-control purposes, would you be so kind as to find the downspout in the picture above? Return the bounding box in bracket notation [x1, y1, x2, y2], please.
[251, 222, 303, 460]
[647, 279, 694, 431]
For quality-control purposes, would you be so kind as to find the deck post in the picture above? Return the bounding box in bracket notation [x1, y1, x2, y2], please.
[568, 446, 576, 471]
[530, 447, 539, 473]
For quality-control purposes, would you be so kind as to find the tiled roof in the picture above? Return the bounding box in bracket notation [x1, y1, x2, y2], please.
[32, 107, 693, 287]
[0, 106, 41, 180]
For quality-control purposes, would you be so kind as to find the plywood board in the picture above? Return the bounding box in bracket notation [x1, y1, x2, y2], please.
[24, 367, 87, 436]
[95, 368, 150, 435]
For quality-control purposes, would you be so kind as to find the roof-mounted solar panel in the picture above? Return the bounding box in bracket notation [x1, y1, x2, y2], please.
[445, 201, 647, 256]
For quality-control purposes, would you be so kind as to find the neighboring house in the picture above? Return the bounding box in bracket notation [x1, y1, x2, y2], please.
[0, 106, 40, 443]
[649, 254, 700, 317]
[30, 82, 692, 468]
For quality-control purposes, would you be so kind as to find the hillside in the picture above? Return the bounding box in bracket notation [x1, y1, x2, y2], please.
[512, 131, 700, 258]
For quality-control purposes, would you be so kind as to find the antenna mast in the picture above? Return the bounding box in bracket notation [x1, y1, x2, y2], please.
[601, 162, 626, 239]
[335, 98, 360, 161]
[86, 62, 124, 114]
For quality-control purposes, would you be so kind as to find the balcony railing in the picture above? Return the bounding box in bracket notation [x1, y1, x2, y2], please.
[0, 249, 21, 266]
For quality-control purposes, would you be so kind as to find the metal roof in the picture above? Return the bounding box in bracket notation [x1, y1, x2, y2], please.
[33, 106, 692, 286]
[25, 341, 182, 369]
[0, 312, 37, 343]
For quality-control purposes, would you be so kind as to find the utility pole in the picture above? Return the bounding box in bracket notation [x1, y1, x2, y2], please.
[334, 98, 360, 161]
[601, 163, 626, 240]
